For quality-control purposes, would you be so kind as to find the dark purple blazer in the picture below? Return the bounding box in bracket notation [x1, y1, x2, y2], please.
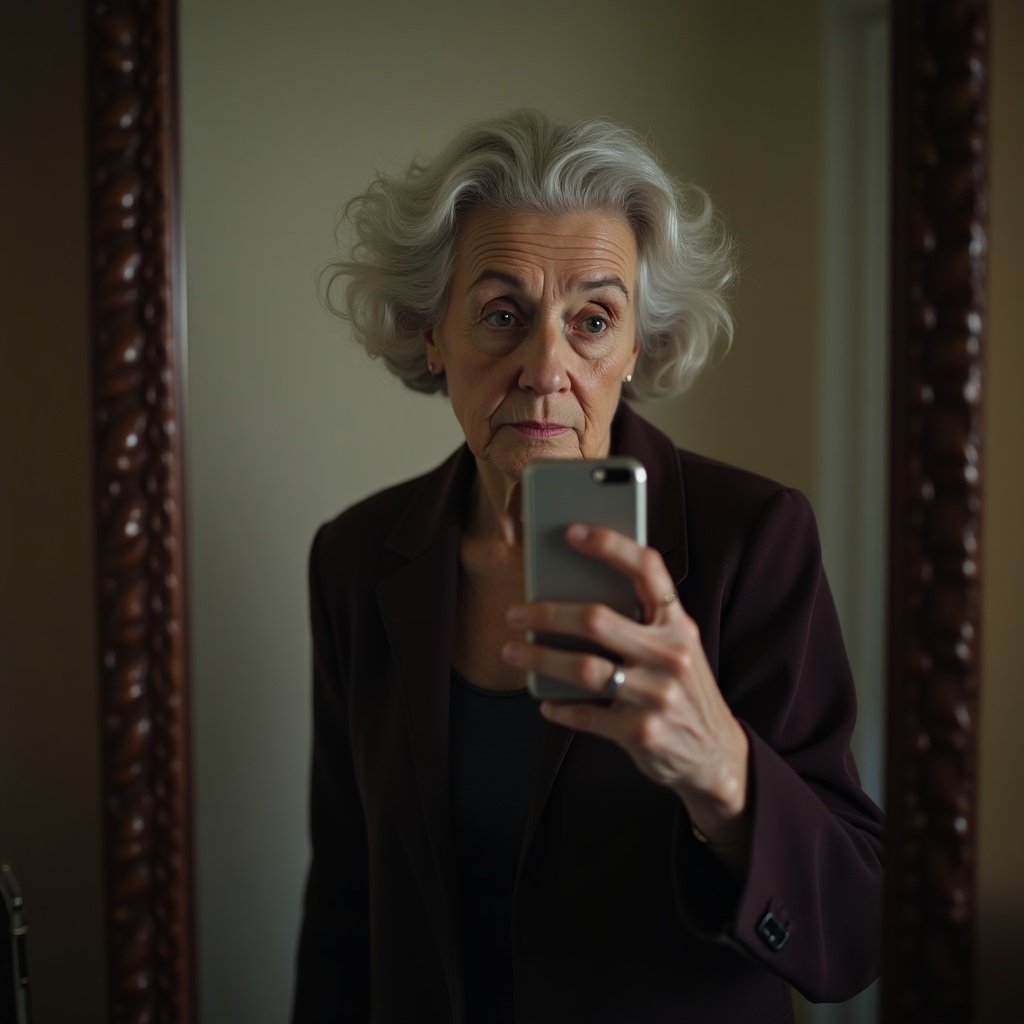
[292, 404, 883, 1024]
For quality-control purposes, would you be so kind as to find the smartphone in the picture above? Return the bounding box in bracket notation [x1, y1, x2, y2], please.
[522, 457, 647, 702]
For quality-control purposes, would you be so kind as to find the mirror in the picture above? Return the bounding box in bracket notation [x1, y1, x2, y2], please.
[80, 0, 989, 1022]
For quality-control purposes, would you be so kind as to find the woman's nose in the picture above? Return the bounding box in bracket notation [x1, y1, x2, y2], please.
[518, 319, 570, 394]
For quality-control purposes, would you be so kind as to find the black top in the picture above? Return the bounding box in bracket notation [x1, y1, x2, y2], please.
[449, 670, 546, 1023]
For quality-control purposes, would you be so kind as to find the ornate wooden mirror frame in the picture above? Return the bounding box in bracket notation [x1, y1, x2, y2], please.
[85, 1, 988, 1021]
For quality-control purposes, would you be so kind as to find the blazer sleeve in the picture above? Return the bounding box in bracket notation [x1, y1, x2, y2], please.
[292, 525, 371, 1022]
[672, 488, 884, 1003]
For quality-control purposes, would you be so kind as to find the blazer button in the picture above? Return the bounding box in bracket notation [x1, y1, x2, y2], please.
[757, 911, 790, 951]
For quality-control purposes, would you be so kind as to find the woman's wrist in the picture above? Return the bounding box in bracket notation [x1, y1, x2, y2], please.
[688, 811, 751, 877]
[677, 723, 751, 848]
[685, 801, 750, 850]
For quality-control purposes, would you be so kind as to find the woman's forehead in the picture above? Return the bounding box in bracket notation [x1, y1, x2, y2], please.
[453, 207, 638, 292]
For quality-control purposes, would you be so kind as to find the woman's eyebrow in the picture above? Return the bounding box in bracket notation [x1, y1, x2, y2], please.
[579, 275, 631, 302]
[466, 269, 631, 302]
[466, 269, 524, 294]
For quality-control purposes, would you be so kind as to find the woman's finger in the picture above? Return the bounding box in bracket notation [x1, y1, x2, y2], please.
[501, 641, 613, 699]
[566, 524, 684, 622]
[501, 639, 667, 706]
[507, 600, 677, 672]
[538, 696, 638, 739]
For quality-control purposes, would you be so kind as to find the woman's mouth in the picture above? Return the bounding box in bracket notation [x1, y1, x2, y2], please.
[509, 421, 570, 439]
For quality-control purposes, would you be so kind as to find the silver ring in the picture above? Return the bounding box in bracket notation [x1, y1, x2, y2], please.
[602, 667, 626, 701]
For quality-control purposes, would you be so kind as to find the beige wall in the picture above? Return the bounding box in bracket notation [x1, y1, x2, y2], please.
[977, 0, 1024, 1019]
[636, 7, 823, 496]
[0, 2, 105, 1022]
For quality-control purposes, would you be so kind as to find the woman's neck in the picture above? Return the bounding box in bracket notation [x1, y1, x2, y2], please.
[469, 461, 523, 546]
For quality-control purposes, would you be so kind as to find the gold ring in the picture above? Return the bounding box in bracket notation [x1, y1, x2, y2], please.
[662, 592, 678, 605]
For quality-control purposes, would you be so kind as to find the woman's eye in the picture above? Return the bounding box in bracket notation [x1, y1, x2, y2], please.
[580, 314, 609, 334]
[483, 309, 519, 328]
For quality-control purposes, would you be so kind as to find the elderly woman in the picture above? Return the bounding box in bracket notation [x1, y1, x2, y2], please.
[292, 110, 882, 1024]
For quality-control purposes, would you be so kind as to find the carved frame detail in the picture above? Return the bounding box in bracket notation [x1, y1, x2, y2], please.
[86, 1, 196, 1022]
[84, 1, 989, 1022]
[883, 1, 987, 1022]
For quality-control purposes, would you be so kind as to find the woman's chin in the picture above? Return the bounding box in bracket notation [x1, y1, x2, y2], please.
[489, 433, 581, 480]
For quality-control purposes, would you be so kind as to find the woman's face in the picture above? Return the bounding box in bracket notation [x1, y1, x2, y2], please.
[425, 207, 640, 485]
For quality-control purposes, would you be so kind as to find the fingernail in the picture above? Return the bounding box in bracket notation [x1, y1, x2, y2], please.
[502, 642, 523, 664]
[567, 524, 589, 542]
[506, 606, 527, 626]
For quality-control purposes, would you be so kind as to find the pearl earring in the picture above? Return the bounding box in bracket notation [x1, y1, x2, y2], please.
[428, 361, 436, 373]
[623, 373, 633, 384]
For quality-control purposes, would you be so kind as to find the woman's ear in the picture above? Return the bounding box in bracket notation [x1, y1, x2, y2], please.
[626, 336, 641, 378]
[423, 328, 444, 375]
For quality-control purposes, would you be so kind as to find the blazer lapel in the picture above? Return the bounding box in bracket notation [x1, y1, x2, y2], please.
[375, 448, 476, 1010]
[615, 402, 689, 588]
[377, 544, 462, 988]
[519, 721, 575, 868]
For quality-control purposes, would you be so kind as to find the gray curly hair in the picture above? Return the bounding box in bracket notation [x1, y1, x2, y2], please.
[322, 109, 734, 401]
